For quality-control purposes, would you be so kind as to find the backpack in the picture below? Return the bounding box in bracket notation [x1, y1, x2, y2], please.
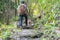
[20, 4, 27, 14]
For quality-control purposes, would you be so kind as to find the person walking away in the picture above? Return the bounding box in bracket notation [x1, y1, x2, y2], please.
[17, 1, 28, 29]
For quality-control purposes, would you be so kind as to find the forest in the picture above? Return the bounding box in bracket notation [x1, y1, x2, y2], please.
[0, 0, 60, 40]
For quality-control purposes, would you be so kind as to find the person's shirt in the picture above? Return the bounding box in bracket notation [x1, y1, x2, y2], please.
[17, 4, 28, 15]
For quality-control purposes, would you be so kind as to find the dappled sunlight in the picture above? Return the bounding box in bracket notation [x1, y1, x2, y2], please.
[31, 3, 39, 17]
[31, 3, 36, 9]
[33, 9, 39, 17]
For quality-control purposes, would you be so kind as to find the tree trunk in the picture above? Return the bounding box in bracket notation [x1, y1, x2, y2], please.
[5, 1, 10, 25]
[15, 0, 17, 17]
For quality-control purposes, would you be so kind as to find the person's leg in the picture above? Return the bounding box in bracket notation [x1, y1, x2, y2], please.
[19, 15, 23, 27]
[24, 14, 28, 26]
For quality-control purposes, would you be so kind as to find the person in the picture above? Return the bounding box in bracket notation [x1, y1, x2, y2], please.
[17, 1, 28, 29]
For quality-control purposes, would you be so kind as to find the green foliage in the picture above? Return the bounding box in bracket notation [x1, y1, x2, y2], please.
[0, 0, 17, 22]
[0, 0, 60, 40]
[37, 0, 60, 27]
[0, 0, 17, 11]
[0, 23, 15, 39]
[28, 0, 60, 39]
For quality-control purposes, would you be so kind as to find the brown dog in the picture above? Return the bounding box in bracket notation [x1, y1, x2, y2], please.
[23, 19, 32, 26]
[28, 19, 32, 25]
